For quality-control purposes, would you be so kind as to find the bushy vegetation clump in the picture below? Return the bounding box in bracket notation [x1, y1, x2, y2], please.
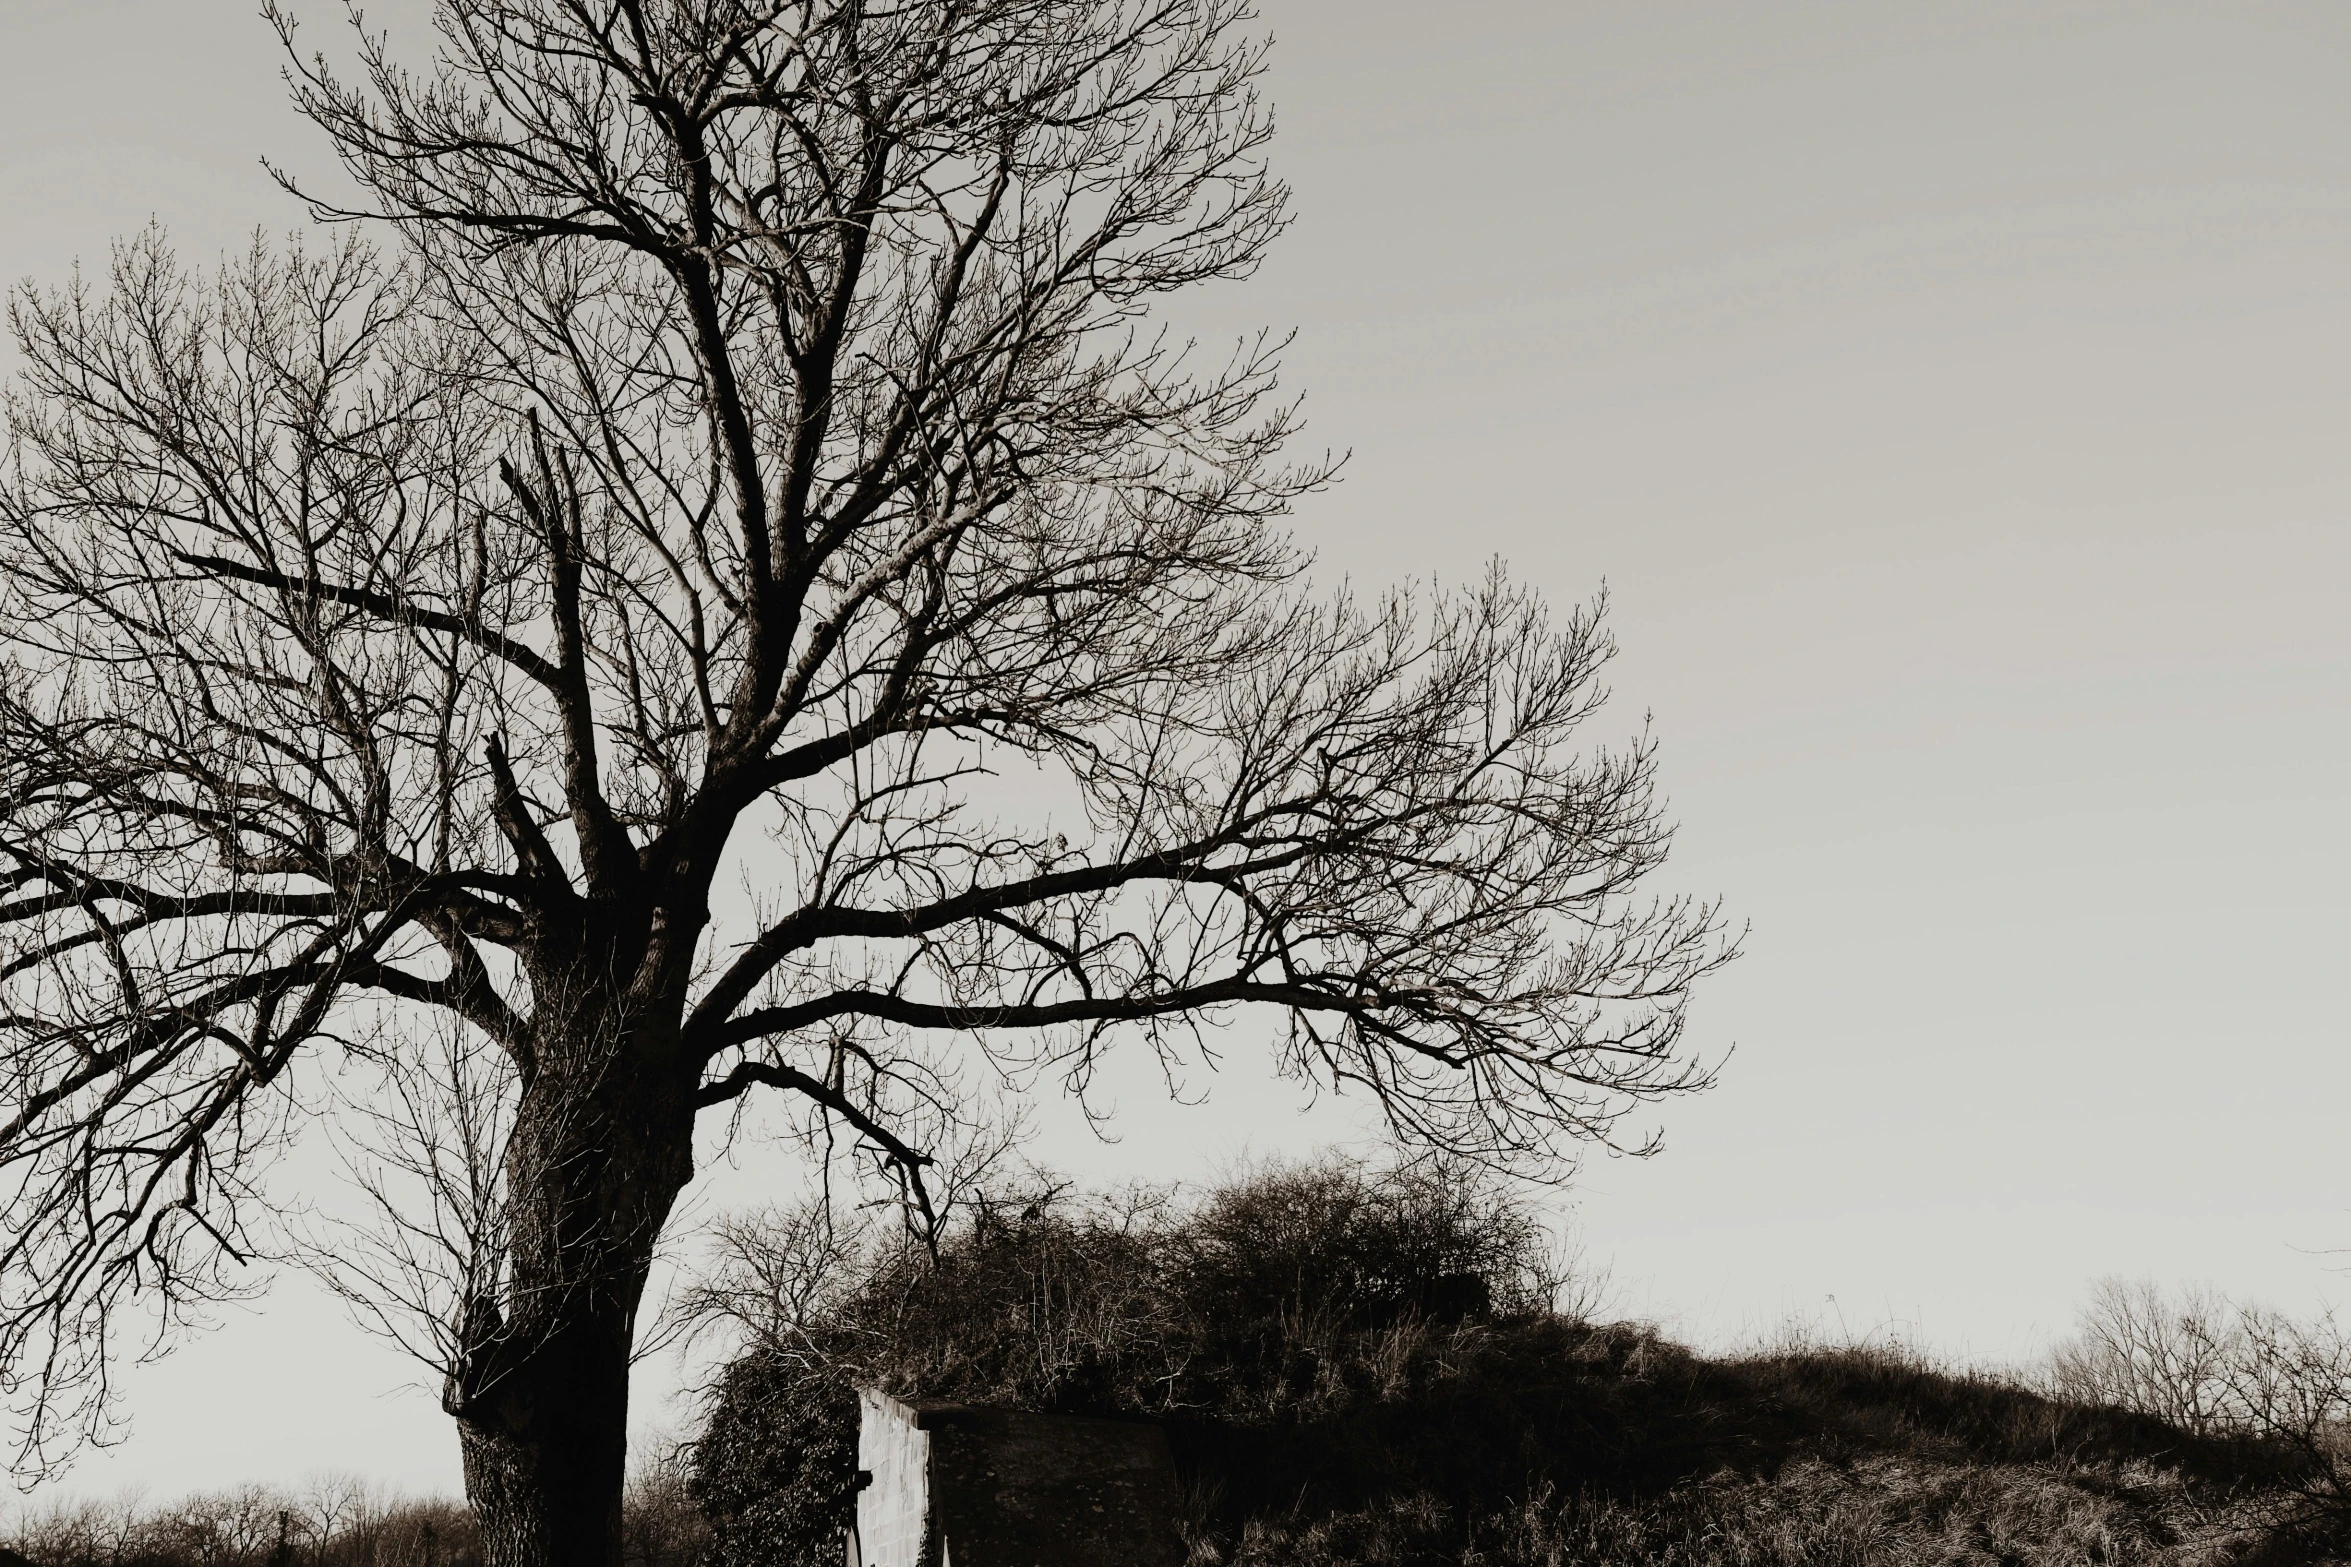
[685, 1158, 1576, 1566]
[684, 1161, 2327, 1567]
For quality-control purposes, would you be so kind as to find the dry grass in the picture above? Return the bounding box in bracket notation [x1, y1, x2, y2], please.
[1184, 1337, 2308, 1567]
[1214, 1455, 2276, 1567]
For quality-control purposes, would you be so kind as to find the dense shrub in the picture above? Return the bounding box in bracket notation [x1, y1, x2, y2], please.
[685, 1162, 2323, 1567]
[684, 1157, 1570, 1565]
[687, 1353, 860, 1567]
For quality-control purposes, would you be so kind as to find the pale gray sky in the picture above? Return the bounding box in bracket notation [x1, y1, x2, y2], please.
[5, 0, 2350, 1504]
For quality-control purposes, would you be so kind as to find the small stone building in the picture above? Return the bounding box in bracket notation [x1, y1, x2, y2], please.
[848, 1388, 1185, 1567]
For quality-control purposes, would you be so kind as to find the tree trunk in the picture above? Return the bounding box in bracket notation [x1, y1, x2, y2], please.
[459, 1308, 634, 1567]
[452, 1003, 698, 1567]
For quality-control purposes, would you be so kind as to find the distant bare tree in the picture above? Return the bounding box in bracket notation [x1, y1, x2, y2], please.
[0, 1, 1732, 1561]
[4, 1485, 485, 1567]
[6, 1487, 150, 1567]
[2220, 1304, 2351, 1547]
[298, 1473, 384, 1563]
[2048, 1277, 2237, 1435]
[2049, 1279, 2351, 1547]
[160, 1487, 285, 1565]
[620, 1450, 708, 1567]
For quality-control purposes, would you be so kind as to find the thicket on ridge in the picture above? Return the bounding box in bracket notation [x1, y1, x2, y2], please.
[683, 1159, 2330, 1567]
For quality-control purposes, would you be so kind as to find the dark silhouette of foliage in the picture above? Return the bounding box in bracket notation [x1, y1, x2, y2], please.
[687, 1355, 858, 1567]
[686, 1161, 2320, 1567]
[685, 1157, 1566, 1563]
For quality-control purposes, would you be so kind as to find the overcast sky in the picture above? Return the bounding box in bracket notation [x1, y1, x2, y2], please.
[5, 0, 2350, 1506]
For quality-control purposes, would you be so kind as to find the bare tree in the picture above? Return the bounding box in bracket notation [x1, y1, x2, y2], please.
[2047, 1276, 2238, 1435]
[2220, 1303, 2351, 1546]
[0, 1, 1732, 1561]
[2050, 1280, 2351, 1547]
[298, 1472, 384, 1563]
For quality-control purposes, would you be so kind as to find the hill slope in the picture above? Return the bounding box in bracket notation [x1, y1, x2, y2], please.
[684, 1164, 2326, 1567]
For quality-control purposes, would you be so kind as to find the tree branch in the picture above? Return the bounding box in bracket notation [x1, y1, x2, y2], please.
[171, 550, 563, 690]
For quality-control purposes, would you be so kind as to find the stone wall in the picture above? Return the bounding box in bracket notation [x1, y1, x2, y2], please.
[849, 1389, 1183, 1567]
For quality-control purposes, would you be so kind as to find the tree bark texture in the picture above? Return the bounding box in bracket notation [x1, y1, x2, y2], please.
[451, 998, 698, 1567]
[459, 1310, 633, 1567]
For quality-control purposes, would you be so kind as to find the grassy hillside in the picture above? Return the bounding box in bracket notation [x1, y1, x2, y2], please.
[1195, 1339, 2293, 1565]
[685, 1162, 2334, 1567]
[9, 1162, 2324, 1566]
